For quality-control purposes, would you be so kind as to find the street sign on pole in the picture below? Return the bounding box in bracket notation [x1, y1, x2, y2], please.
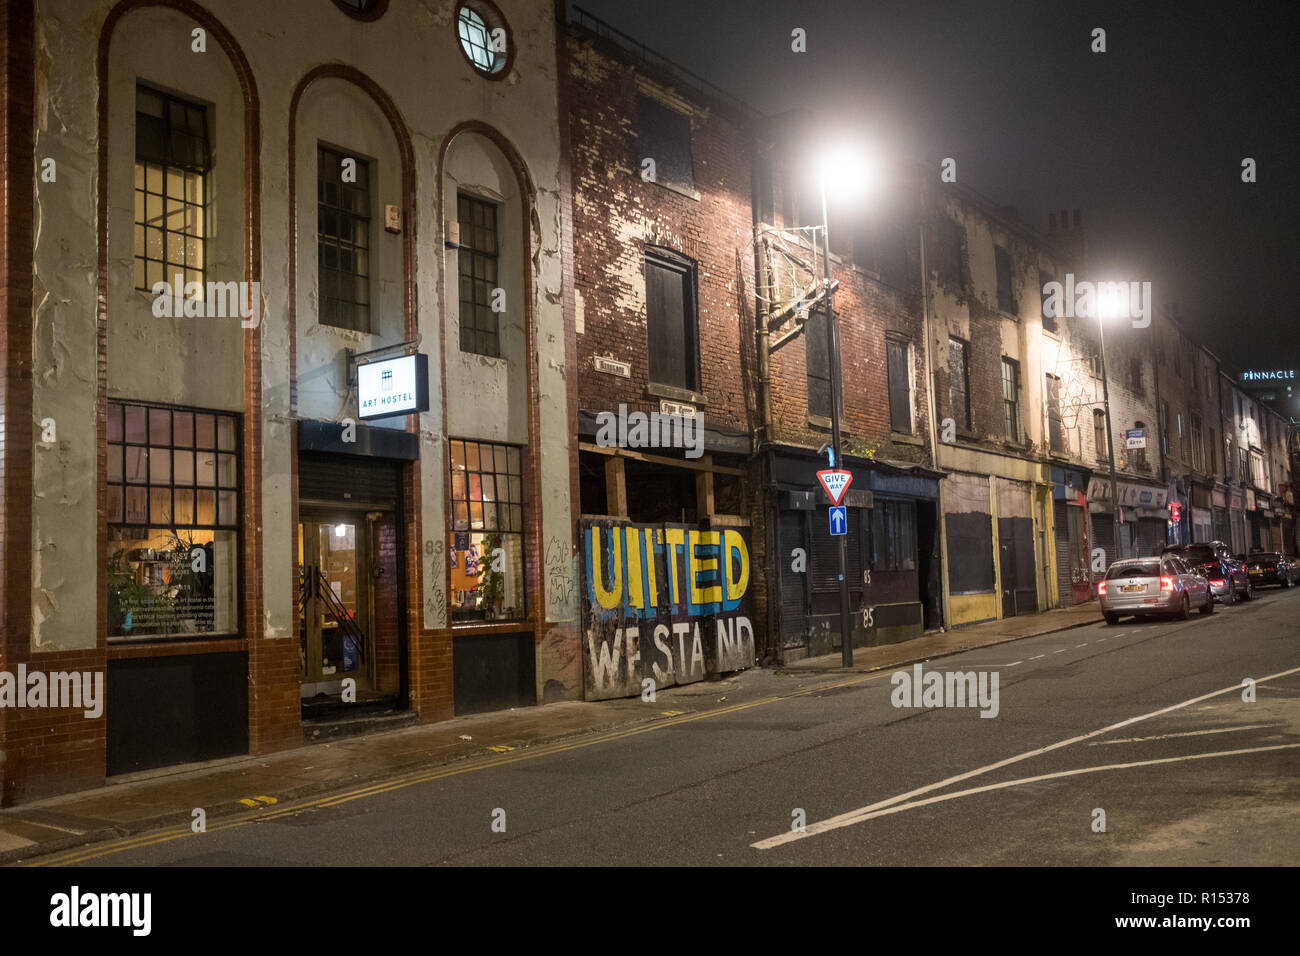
[817, 469, 853, 506]
[829, 506, 847, 536]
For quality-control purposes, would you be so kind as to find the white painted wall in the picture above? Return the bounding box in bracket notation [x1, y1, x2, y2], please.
[32, 0, 576, 655]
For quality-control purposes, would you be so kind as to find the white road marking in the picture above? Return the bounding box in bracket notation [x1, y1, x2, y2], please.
[1076, 643, 1089, 648]
[1028, 654, 1046, 660]
[1087, 724, 1278, 746]
[751, 663, 1300, 850]
[1096, 638, 1107, 643]
[763, 744, 1300, 831]
[1008, 661, 1023, 667]
[1053, 648, 1067, 654]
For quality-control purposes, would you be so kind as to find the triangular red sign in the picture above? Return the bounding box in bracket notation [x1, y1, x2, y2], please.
[817, 469, 853, 506]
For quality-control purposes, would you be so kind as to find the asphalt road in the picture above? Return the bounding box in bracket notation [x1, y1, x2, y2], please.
[30, 587, 1300, 866]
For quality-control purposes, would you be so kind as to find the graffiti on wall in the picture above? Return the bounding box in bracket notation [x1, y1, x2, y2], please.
[580, 520, 755, 700]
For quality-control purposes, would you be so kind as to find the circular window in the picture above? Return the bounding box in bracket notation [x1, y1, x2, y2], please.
[456, 2, 512, 78]
[330, 0, 388, 21]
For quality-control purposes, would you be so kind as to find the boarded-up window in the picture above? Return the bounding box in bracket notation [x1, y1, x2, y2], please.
[933, 215, 965, 293]
[1039, 270, 1057, 333]
[886, 334, 911, 434]
[949, 337, 970, 430]
[995, 244, 1016, 313]
[1046, 373, 1063, 452]
[806, 307, 832, 419]
[645, 249, 698, 391]
[636, 94, 693, 191]
[854, 215, 911, 289]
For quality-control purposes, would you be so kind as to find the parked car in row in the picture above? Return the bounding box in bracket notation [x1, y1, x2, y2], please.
[1099, 555, 1214, 624]
[1159, 541, 1253, 604]
[1237, 552, 1300, 588]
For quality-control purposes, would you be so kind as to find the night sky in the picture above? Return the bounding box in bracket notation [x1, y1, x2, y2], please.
[569, 0, 1300, 383]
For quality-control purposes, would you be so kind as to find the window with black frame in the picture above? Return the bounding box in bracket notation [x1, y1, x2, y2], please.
[949, 336, 971, 431]
[106, 402, 239, 640]
[872, 500, 917, 571]
[318, 143, 372, 332]
[134, 85, 209, 297]
[1046, 373, 1063, 452]
[449, 439, 525, 622]
[1002, 357, 1021, 441]
[458, 193, 501, 357]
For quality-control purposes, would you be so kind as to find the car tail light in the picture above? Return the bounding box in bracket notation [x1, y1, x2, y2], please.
[1209, 578, 1225, 587]
[1160, 576, 1175, 592]
[1097, 581, 1107, 595]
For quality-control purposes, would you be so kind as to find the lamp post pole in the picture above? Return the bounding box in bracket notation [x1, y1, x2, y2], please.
[821, 178, 853, 667]
[1098, 314, 1124, 563]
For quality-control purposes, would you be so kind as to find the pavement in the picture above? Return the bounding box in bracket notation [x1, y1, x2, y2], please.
[0, 599, 1101, 865]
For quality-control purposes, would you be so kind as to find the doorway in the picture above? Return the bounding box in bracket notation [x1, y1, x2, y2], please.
[299, 513, 376, 698]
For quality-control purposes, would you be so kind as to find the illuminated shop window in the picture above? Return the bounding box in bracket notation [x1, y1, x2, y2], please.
[449, 440, 525, 622]
[107, 401, 239, 640]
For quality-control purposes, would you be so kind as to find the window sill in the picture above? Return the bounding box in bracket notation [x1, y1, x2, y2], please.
[807, 414, 832, 430]
[460, 349, 509, 368]
[648, 179, 700, 202]
[890, 431, 923, 446]
[646, 382, 707, 406]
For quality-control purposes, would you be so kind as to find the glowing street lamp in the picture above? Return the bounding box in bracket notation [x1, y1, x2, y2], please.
[1094, 288, 1125, 562]
[814, 140, 877, 667]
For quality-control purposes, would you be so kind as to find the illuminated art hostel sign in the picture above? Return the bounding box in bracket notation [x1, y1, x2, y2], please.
[357, 353, 430, 421]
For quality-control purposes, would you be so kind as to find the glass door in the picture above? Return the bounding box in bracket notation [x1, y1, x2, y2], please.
[298, 516, 374, 693]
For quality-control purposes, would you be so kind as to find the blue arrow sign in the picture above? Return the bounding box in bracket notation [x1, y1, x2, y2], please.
[829, 505, 847, 536]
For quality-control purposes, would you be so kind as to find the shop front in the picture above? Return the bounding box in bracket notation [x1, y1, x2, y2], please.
[769, 450, 941, 660]
[296, 421, 414, 717]
[1212, 486, 1232, 544]
[1230, 489, 1248, 554]
[1051, 466, 1092, 607]
[1086, 477, 1168, 573]
[1190, 481, 1214, 544]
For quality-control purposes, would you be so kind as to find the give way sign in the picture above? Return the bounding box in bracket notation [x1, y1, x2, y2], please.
[816, 469, 853, 507]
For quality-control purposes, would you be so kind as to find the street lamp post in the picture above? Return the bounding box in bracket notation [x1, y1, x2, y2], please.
[820, 177, 854, 667]
[1097, 313, 1124, 564]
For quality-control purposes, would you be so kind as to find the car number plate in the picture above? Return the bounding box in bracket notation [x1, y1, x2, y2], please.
[1121, 584, 1145, 592]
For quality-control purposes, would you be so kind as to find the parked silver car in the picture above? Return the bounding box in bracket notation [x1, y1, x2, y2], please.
[1099, 555, 1213, 624]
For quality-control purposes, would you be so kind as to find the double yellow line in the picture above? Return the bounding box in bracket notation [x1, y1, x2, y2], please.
[31, 669, 888, 866]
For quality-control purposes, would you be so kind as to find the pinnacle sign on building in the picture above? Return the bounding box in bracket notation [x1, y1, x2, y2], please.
[1240, 369, 1296, 382]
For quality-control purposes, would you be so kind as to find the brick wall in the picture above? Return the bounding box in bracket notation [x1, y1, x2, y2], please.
[567, 35, 755, 436]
